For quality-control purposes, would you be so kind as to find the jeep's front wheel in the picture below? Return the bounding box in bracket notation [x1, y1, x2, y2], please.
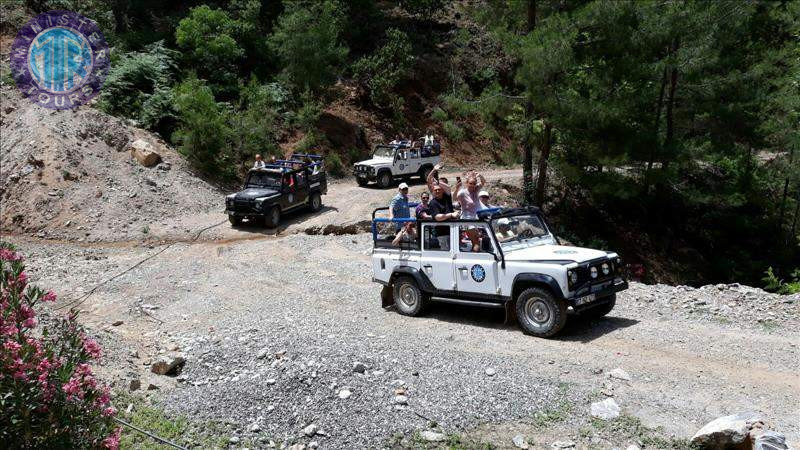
[356, 177, 369, 187]
[228, 215, 241, 226]
[583, 294, 616, 319]
[377, 171, 393, 189]
[516, 287, 567, 338]
[265, 206, 281, 228]
[392, 276, 427, 316]
[309, 192, 322, 212]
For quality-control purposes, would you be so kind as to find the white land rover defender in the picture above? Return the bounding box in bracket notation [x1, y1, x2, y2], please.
[353, 142, 441, 188]
[370, 206, 628, 337]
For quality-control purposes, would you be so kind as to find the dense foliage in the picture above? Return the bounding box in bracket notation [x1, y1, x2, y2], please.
[0, 243, 119, 449]
[5, 0, 797, 285]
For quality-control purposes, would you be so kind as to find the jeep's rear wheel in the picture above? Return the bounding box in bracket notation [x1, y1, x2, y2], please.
[356, 177, 369, 187]
[309, 192, 322, 212]
[228, 215, 241, 226]
[392, 276, 427, 316]
[265, 206, 281, 228]
[516, 287, 567, 337]
[378, 171, 392, 189]
[583, 294, 616, 319]
[420, 165, 432, 181]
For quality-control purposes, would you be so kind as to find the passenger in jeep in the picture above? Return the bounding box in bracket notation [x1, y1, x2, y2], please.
[456, 172, 486, 251]
[253, 154, 266, 169]
[426, 164, 455, 208]
[415, 192, 432, 219]
[389, 183, 411, 230]
[392, 221, 417, 246]
[429, 185, 458, 221]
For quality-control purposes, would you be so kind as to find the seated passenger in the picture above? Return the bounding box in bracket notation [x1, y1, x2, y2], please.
[392, 221, 417, 246]
[495, 218, 515, 241]
[478, 190, 495, 210]
[253, 154, 266, 169]
[416, 192, 432, 219]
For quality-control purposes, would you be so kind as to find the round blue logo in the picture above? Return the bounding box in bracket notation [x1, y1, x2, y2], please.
[10, 10, 109, 110]
[470, 264, 486, 282]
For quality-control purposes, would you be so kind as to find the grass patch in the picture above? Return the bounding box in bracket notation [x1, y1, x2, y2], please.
[589, 414, 696, 449]
[759, 320, 780, 332]
[115, 393, 245, 449]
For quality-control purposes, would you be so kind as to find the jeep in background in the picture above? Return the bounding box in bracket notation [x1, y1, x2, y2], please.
[225, 154, 327, 228]
[353, 142, 441, 188]
[370, 206, 628, 337]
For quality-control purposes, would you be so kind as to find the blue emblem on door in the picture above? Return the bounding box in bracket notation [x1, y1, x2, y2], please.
[470, 264, 486, 282]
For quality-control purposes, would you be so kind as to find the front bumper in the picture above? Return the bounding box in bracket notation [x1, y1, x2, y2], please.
[354, 172, 377, 181]
[567, 277, 628, 307]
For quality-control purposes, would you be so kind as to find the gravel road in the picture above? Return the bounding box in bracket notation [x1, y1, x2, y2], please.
[10, 230, 799, 449]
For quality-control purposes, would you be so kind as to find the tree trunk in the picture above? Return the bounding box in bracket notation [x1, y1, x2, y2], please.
[644, 66, 668, 192]
[527, 0, 537, 32]
[791, 187, 800, 238]
[778, 146, 795, 236]
[521, 0, 538, 206]
[663, 59, 678, 171]
[535, 122, 552, 207]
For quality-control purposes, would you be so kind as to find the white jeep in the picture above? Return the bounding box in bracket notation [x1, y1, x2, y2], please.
[370, 207, 628, 337]
[353, 143, 441, 188]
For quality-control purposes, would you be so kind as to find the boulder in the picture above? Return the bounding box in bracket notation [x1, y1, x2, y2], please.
[150, 353, 186, 376]
[590, 398, 620, 420]
[751, 429, 792, 450]
[129, 139, 161, 167]
[420, 430, 446, 442]
[691, 412, 764, 449]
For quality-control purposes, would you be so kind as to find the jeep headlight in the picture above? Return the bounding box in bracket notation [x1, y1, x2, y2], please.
[601, 262, 610, 276]
[590, 266, 598, 279]
[568, 270, 578, 286]
[226, 194, 235, 207]
[370, 166, 377, 174]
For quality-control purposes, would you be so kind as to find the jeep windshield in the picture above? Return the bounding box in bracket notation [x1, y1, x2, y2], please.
[491, 214, 552, 249]
[372, 146, 395, 158]
[245, 171, 282, 189]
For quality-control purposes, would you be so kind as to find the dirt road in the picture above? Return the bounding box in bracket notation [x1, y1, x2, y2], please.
[9, 198, 799, 448]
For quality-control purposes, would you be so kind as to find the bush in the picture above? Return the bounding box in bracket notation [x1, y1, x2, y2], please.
[172, 77, 232, 176]
[442, 120, 465, 142]
[229, 77, 280, 173]
[0, 243, 120, 449]
[326, 152, 346, 177]
[763, 267, 800, 294]
[98, 41, 179, 131]
[268, 0, 348, 93]
[352, 29, 414, 108]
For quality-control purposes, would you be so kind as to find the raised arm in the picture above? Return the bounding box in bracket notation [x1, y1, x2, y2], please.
[426, 167, 437, 192]
[477, 173, 486, 188]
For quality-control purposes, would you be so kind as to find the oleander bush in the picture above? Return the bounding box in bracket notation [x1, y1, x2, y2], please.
[0, 242, 120, 449]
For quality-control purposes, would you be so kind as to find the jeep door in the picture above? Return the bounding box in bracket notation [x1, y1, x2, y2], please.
[292, 171, 309, 209]
[393, 149, 414, 176]
[454, 223, 499, 297]
[420, 223, 456, 291]
[406, 148, 422, 175]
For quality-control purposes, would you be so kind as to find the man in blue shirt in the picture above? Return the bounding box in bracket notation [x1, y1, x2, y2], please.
[389, 182, 411, 231]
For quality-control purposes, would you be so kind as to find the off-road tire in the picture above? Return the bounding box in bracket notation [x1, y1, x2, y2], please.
[392, 276, 427, 316]
[377, 171, 393, 189]
[228, 215, 241, 226]
[264, 206, 281, 228]
[515, 287, 567, 337]
[381, 285, 393, 308]
[584, 294, 616, 319]
[309, 192, 322, 212]
[420, 165, 432, 182]
[356, 177, 369, 187]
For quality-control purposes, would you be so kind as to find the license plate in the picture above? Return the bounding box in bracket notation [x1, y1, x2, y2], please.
[576, 294, 596, 305]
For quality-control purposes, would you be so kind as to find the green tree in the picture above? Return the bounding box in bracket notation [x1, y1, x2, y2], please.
[229, 78, 280, 174]
[172, 77, 232, 176]
[268, 0, 348, 93]
[399, 0, 446, 18]
[352, 29, 414, 109]
[175, 5, 244, 97]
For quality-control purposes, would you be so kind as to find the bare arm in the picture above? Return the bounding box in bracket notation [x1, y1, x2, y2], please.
[426, 169, 437, 192]
[477, 173, 486, 188]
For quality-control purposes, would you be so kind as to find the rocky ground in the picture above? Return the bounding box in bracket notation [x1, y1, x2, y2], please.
[10, 230, 799, 449]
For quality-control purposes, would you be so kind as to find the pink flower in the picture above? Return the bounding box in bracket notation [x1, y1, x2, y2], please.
[41, 291, 57, 302]
[62, 378, 83, 399]
[22, 317, 37, 328]
[82, 337, 102, 359]
[3, 340, 22, 354]
[102, 427, 121, 450]
[19, 304, 34, 320]
[12, 370, 28, 381]
[102, 406, 117, 416]
[0, 249, 21, 261]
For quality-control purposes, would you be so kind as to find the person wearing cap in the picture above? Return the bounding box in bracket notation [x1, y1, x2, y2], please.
[495, 217, 516, 241]
[478, 190, 495, 210]
[389, 182, 411, 231]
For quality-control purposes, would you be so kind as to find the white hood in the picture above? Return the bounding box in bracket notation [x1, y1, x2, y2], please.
[504, 244, 609, 263]
[355, 157, 392, 167]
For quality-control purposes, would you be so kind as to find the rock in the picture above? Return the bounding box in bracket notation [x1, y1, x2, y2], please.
[265, 378, 277, 385]
[551, 441, 575, 449]
[129, 378, 141, 391]
[308, 441, 319, 449]
[608, 368, 631, 381]
[485, 368, 496, 377]
[626, 446, 641, 450]
[112, 320, 123, 326]
[691, 412, 764, 449]
[394, 395, 408, 405]
[150, 353, 186, 376]
[353, 361, 367, 373]
[146, 383, 159, 391]
[249, 423, 261, 432]
[257, 348, 269, 359]
[129, 139, 161, 167]
[590, 398, 621, 420]
[303, 424, 318, 437]
[229, 436, 240, 444]
[338, 389, 352, 399]
[288, 444, 305, 450]
[156, 162, 171, 171]
[420, 430, 446, 442]
[752, 429, 791, 450]
[512, 434, 529, 449]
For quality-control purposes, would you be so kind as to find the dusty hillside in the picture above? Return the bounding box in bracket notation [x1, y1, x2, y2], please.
[0, 86, 223, 243]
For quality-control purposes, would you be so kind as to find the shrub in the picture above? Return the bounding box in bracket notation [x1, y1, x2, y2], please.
[98, 41, 179, 130]
[352, 29, 414, 108]
[442, 120, 465, 142]
[326, 152, 346, 177]
[229, 77, 280, 173]
[763, 267, 800, 294]
[269, 0, 348, 93]
[430, 106, 448, 122]
[0, 243, 119, 449]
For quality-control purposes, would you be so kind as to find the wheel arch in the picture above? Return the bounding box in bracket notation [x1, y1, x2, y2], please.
[389, 266, 435, 293]
[511, 273, 565, 303]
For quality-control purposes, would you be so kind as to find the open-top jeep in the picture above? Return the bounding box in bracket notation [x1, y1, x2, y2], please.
[353, 142, 441, 188]
[225, 154, 327, 228]
[370, 206, 628, 337]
